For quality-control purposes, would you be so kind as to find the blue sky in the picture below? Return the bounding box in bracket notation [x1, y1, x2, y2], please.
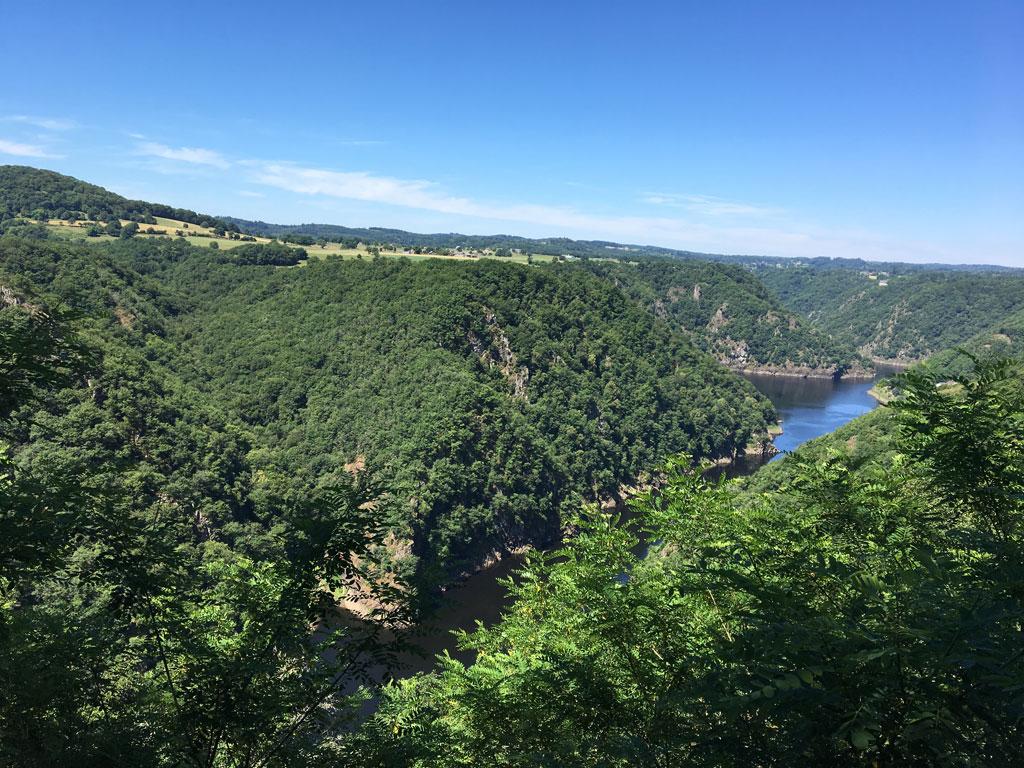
[2, 1, 1022, 264]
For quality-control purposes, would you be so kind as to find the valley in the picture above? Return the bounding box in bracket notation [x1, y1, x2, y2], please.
[398, 364, 896, 678]
[5, 6, 1022, 763]
[2, 166, 1022, 766]
[754, 260, 1024, 364]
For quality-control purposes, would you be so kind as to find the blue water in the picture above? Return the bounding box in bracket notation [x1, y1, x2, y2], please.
[743, 373, 881, 460]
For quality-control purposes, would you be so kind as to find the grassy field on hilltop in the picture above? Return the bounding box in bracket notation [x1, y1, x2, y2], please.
[35, 215, 557, 265]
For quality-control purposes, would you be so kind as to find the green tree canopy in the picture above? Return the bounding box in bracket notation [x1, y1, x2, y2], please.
[365, 358, 1024, 767]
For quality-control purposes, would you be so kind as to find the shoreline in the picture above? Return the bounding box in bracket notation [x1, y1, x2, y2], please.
[440, 429, 784, 591]
[728, 356, 920, 382]
[733, 366, 875, 381]
[440, 544, 532, 593]
[867, 382, 894, 404]
[705, 425, 782, 469]
[869, 357, 916, 370]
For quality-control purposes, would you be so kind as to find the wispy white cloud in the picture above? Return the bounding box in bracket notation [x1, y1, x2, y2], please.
[642, 192, 783, 218]
[252, 162, 641, 234]
[0, 138, 60, 158]
[114, 135, 986, 263]
[248, 161, 964, 262]
[135, 141, 230, 169]
[563, 180, 609, 192]
[2, 115, 75, 131]
[248, 163, 792, 250]
[250, 164, 727, 238]
[255, 163, 483, 215]
[253, 165, 809, 249]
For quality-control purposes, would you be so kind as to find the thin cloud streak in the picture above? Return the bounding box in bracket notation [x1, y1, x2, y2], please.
[0, 138, 59, 158]
[643, 192, 783, 218]
[2, 115, 75, 131]
[250, 162, 946, 261]
[135, 141, 230, 169]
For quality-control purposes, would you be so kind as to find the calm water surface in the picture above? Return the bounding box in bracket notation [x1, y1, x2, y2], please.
[745, 372, 882, 461]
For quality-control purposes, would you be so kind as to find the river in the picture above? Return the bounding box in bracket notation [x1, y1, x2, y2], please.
[709, 370, 885, 478]
[746, 372, 882, 459]
[394, 368, 890, 677]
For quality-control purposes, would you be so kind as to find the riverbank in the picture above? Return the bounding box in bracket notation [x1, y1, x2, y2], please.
[868, 382, 894, 404]
[444, 432, 779, 592]
[729, 361, 875, 380]
[868, 356, 916, 370]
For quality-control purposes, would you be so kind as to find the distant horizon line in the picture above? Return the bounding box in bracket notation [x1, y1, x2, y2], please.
[4, 162, 1021, 272]
[217, 213, 1022, 272]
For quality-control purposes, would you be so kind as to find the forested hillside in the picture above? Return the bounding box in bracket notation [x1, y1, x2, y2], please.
[159, 252, 775, 579]
[0, 232, 774, 586]
[756, 263, 1024, 362]
[579, 260, 864, 375]
[917, 304, 1024, 376]
[3, 170, 1023, 766]
[0, 165, 234, 229]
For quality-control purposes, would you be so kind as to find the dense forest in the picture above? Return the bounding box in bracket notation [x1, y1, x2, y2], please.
[578, 260, 863, 375]
[166, 250, 779, 579]
[0, 231, 775, 587]
[2, 170, 1023, 766]
[756, 263, 1024, 362]
[0, 165, 237, 230]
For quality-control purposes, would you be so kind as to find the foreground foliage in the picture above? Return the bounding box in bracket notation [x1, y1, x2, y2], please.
[0, 273, 411, 767]
[365, 359, 1024, 766]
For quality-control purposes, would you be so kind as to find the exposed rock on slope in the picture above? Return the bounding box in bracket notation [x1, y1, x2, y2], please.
[579, 260, 865, 377]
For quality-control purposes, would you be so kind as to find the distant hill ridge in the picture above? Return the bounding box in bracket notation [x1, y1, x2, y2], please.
[0, 164, 875, 375]
[224, 215, 1020, 273]
[757, 265, 1024, 363]
[0, 165, 235, 230]
[0, 164, 1013, 273]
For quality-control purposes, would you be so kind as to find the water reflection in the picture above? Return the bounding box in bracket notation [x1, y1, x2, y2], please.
[744, 373, 881, 460]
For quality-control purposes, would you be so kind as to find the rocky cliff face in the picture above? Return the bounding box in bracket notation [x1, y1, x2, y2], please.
[579, 262, 866, 379]
[467, 307, 530, 400]
[700, 305, 872, 379]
